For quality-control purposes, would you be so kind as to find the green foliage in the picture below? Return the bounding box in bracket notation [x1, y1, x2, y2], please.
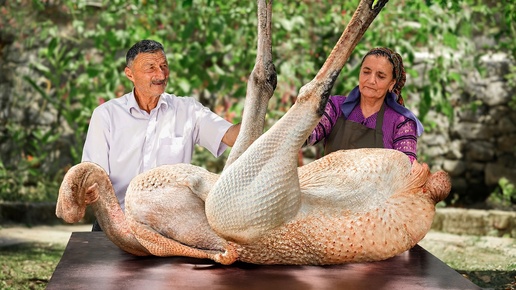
[487, 178, 516, 209]
[0, 0, 514, 202]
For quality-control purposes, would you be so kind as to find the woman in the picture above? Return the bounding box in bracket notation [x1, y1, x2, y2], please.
[306, 47, 424, 163]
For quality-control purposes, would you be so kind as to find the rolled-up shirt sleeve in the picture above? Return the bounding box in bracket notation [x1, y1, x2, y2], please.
[194, 102, 232, 157]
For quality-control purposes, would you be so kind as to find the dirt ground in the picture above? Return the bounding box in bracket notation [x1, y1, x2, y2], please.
[0, 224, 91, 247]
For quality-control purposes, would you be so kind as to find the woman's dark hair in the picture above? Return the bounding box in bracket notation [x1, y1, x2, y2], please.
[361, 47, 406, 105]
[126, 40, 165, 67]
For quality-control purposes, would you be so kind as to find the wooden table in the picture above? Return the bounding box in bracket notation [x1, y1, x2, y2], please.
[47, 232, 481, 290]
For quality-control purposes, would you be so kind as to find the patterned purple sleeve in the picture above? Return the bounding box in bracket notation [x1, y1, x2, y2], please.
[392, 118, 418, 163]
[306, 96, 344, 145]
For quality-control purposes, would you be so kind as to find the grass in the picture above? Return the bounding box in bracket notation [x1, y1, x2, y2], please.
[458, 270, 516, 290]
[0, 243, 65, 290]
[0, 241, 514, 289]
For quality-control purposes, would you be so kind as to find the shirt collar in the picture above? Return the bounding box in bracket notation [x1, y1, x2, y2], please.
[127, 89, 169, 116]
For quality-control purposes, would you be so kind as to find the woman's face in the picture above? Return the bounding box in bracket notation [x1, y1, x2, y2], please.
[358, 55, 396, 102]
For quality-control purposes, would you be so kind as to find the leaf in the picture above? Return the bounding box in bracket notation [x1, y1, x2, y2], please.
[23, 76, 49, 101]
[449, 72, 461, 82]
[443, 32, 458, 49]
[47, 38, 58, 57]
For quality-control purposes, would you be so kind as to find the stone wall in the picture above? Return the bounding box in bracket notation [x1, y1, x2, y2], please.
[432, 207, 516, 238]
[412, 52, 516, 205]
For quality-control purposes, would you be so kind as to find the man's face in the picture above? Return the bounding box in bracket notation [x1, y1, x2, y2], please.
[124, 51, 169, 99]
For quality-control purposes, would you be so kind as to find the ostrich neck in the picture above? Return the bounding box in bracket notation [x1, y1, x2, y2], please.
[91, 179, 129, 235]
[90, 170, 150, 256]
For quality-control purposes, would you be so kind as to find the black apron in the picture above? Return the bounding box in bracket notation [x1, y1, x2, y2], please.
[324, 103, 385, 155]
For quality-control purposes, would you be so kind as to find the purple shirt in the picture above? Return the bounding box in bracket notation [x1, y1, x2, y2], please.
[307, 95, 419, 162]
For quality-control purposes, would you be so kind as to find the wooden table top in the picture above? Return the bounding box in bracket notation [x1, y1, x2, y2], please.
[47, 232, 481, 290]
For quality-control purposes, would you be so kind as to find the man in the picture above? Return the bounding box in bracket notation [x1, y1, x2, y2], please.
[82, 39, 240, 231]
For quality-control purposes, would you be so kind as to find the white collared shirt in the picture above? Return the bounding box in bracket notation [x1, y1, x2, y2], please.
[81, 91, 232, 210]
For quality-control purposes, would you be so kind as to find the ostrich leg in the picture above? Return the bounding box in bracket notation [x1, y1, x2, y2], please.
[206, 0, 390, 243]
[224, 0, 276, 169]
